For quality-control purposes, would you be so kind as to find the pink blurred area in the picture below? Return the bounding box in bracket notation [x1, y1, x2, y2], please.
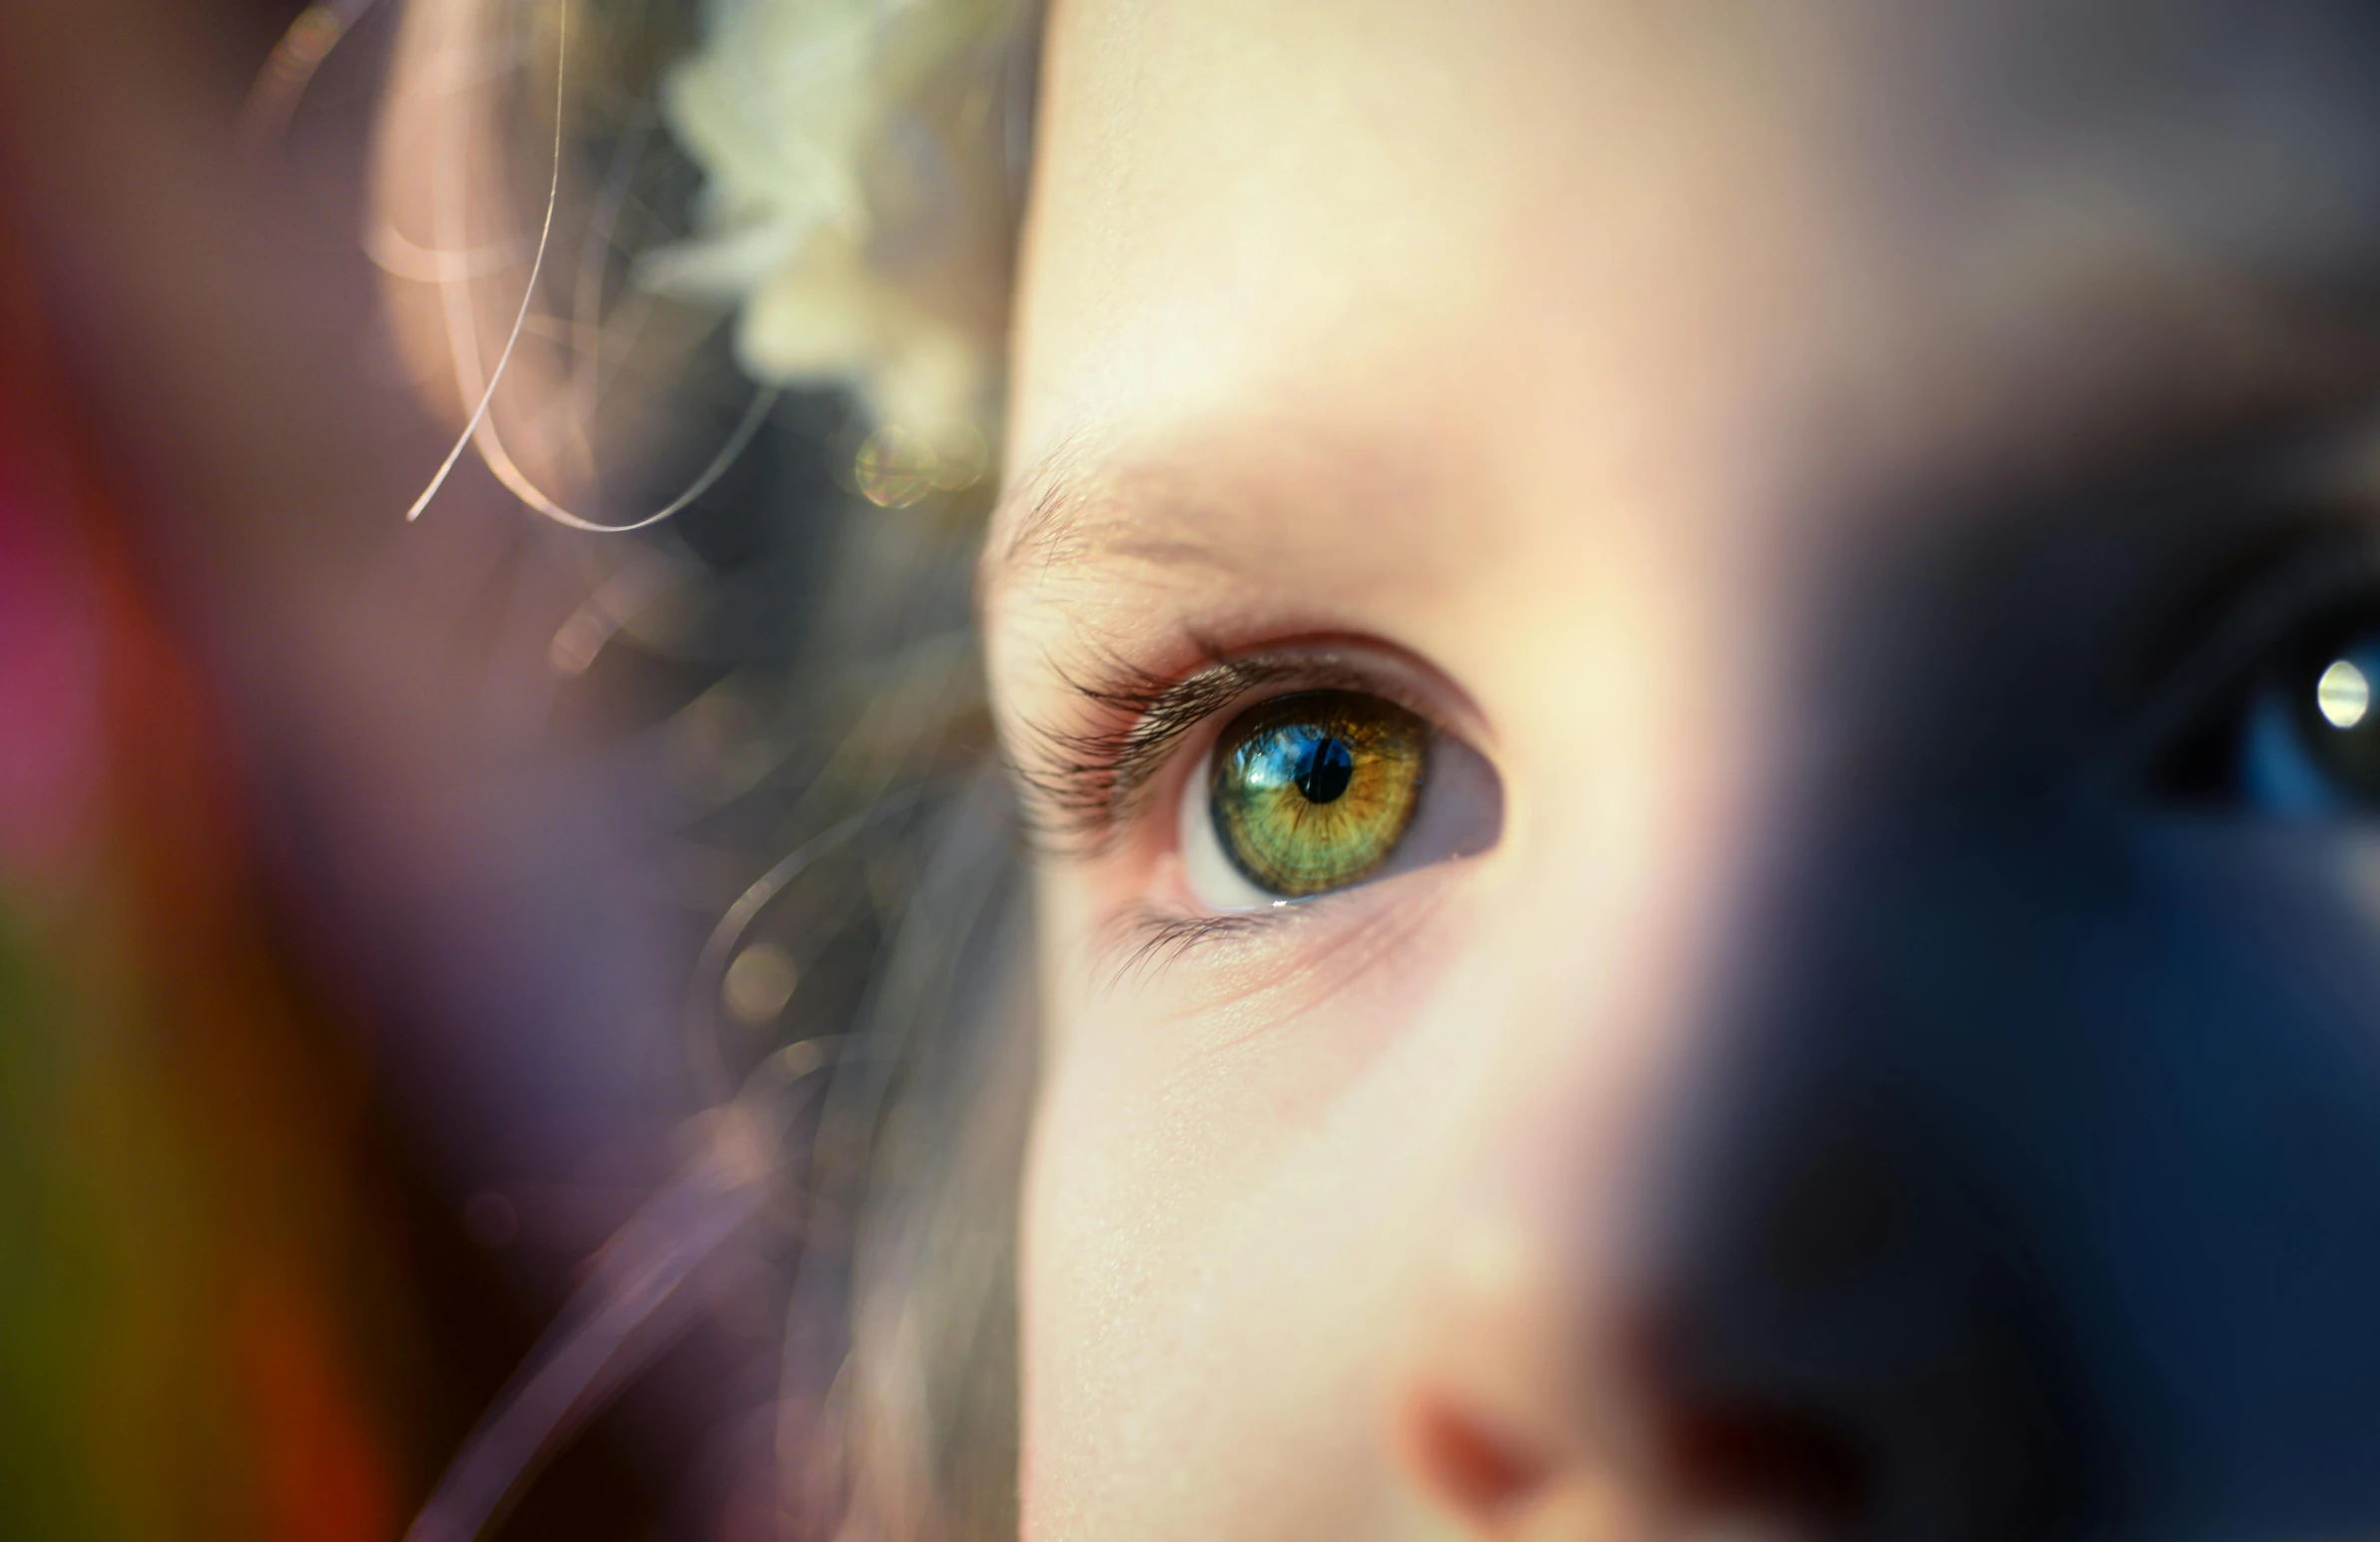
[0, 4, 742, 1537]
[0, 411, 102, 876]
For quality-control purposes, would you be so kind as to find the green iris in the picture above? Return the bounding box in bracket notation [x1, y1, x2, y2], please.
[1209, 691, 1428, 897]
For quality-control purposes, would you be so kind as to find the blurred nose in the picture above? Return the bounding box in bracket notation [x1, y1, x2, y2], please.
[1400, 768, 2380, 1541]
[1395, 801, 2109, 1541]
[1592, 806, 2104, 1541]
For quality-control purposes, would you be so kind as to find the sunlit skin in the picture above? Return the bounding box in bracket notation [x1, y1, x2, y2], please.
[986, 3, 2380, 1538]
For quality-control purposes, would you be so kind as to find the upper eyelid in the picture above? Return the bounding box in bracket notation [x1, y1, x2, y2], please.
[1006, 650, 1282, 856]
[1007, 647, 1450, 856]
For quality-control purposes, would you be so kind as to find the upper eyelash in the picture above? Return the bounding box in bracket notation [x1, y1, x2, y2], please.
[1006, 644, 1395, 855]
[1007, 645, 1299, 855]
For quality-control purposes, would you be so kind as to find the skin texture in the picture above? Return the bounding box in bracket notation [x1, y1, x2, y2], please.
[986, 3, 2380, 1537]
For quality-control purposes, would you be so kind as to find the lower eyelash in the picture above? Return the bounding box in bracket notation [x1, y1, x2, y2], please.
[1095, 903, 1284, 989]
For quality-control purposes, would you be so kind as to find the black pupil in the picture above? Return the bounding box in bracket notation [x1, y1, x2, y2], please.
[1294, 734, 1355, 803]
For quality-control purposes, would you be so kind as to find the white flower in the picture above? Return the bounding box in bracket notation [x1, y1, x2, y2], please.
[642, 0, 1033, 447]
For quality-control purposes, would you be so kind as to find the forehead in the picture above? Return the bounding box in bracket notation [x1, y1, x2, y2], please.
[999, 1, 2380, 552]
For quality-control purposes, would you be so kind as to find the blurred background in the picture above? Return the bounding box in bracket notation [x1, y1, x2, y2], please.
[0, 3, 1011, 1538]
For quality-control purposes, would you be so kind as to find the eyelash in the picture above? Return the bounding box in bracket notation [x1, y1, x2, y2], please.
[1006, 643, 1419, 857]
[1093, 904, 1278, 989]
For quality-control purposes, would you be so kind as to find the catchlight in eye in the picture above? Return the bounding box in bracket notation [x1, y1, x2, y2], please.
[1207, 691, 1427, 899]
[1178, 685, 1503, 912]
[2317, 658, 2369, 730]
[2240, 636, 2380, 814]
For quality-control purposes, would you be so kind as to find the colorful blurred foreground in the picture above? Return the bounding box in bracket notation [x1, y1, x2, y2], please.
[0, 4, 1010, 1537]
[0, 5, 742, 1537]
[0, 237, 413, 1541]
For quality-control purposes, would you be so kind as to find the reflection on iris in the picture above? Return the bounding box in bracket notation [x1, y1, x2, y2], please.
[1209, 691, 1427, 897]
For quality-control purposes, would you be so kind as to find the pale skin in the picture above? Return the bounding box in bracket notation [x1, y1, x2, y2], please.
[985, 3, 2380, 1538]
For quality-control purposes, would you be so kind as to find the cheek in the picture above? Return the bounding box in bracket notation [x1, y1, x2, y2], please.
[1015, 884, 1493, 1537]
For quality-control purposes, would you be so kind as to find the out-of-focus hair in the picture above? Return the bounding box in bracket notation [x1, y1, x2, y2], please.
[364, 1, 1044, 1537]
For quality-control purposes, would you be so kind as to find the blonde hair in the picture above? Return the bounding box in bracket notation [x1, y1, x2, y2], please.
[362, 2, 1043, 1537]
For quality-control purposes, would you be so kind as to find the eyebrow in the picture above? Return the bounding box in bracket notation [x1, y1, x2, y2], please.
[980, 413, 1462, 606]
[980, 260, 2380, 643]
[986, 459, 1141, 590]
[984, 450, 1279, 599]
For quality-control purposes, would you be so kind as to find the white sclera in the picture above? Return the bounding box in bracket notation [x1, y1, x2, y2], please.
[2317, 658, 2370, 730]
[1181, 741, 1288, 911]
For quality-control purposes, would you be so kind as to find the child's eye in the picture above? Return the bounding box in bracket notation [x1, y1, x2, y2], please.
[1179, 689, 1501, 910]
[1203, 690, 1428, 897]
[2238, 632, 2380, 814]
[2126, 525, 2380, 816]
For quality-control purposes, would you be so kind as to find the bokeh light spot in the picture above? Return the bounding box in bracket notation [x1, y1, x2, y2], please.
[855, 426, 935, 507]
[855, 424, 987, 506]
[723, 943, 800, 1025]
